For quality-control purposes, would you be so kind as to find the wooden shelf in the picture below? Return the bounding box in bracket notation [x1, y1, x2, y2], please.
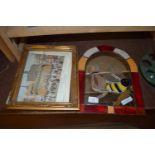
[0, 30, 155, 128]
[1, 26, 155, 62]
[4, 26, 155, 38]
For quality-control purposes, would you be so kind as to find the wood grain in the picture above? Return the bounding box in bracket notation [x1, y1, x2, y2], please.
[0, 36, 15, 62]
[4, 26, 155, 38]
[0, 32, 20, 61]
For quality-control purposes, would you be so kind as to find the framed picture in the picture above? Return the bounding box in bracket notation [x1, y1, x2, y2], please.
[6, 45, 79, 110]
[79, 45, 144, 115]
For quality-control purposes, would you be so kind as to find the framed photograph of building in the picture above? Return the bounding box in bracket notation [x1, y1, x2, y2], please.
[6, 45, 79, 110]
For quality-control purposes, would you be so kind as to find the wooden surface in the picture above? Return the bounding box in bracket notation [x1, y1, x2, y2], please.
[0, 35, 15, 62]
[3, 26, 155, 38]
[0, 110, 155, 128]
[0, 31, 20, 62]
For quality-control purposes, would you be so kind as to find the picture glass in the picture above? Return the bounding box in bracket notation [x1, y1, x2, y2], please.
[17, 51, 72, 103]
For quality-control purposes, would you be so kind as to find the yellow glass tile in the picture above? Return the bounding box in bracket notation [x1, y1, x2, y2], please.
[127, 58, 138, 72]
[78, 56, 88, 71]
[108, 106, 114, 114]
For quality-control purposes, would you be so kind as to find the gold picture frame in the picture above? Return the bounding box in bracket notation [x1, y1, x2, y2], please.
[6, 45, 79, 110]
